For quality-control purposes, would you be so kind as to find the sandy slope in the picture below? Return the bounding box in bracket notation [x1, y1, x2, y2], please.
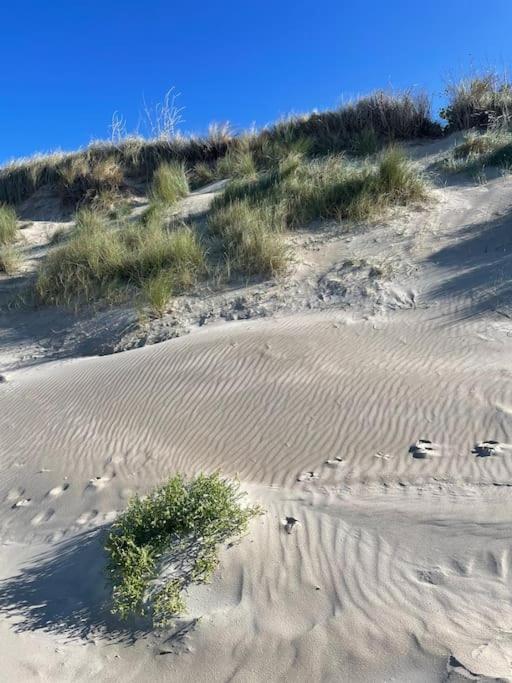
[2, 142, 512, 681]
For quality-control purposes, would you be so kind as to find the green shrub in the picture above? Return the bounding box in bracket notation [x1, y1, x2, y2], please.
[151, 161, 189, 205]
[105, 472, 261, 627]
[0, 205, 17, 245]
[48, 226, 69, 245]
[351, 127, 380, 156]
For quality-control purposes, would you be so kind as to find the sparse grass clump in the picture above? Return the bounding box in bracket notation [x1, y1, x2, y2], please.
[0, 245, 20, 274]
[142, 271, 173, 317]
[441, 74, 512, 131]
[216, 147, 257, 180]
[105, 473, 261, 627]
[58, 156, 124, 207]
[36, 208, 205, 307]
[0, 205, 17, 245]
[215, 147, 427, 228]
[208, 200, 288, 277]
[150, 161, 188, 205]
[442, 129, 512, 174]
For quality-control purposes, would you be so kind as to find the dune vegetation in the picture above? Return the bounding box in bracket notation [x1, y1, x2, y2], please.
[105, 473, 261, 628]
[4, 75, 512, 314]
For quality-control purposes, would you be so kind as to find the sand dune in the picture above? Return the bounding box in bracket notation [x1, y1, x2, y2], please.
[1, 308, 512, 680]
[2, 138, 512, 680]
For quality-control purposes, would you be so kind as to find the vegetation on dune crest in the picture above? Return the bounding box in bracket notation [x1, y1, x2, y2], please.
[105, 473, 261, 628]
[441, 73, 512, 132]
[57, 155, 124, 207]
[0, 89, 439, 206]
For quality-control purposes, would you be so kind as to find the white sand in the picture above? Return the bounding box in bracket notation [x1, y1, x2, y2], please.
[1, 140, 512, 681]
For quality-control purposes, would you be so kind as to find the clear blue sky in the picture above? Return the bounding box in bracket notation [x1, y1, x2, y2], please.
[2, 0, 512, 163]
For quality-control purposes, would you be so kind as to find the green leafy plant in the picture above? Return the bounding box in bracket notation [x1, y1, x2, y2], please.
[105, 473, 261, 628]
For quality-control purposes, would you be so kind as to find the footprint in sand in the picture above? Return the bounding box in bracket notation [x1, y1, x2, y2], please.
[47, 483, 70, 498]
[86, 475, 113, 492]
[409, 439, 439, 459]
[473, 440, 502, 457]
[11, 498, 31, 509]
[76, 509, 99, 526]
[324, 457, 344, 466]
[297, 471, 320, 482]
[31, 508, 55, 526]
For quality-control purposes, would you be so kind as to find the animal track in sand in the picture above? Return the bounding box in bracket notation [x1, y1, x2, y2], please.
[31, 508, 55, 526]
[47, 483, 70, 497]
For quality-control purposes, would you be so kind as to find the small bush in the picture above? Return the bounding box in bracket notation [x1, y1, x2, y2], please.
[0, 205, 17, 245]
[0, 245, 20, 274]
[441, 74, 512, 131]
[190, 162, 217, 189]
[105, 472, 261, 627]
[151, 161, 188, 205]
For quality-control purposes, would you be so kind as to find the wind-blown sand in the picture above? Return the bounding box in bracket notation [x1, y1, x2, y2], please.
[1, 140, 512, 681]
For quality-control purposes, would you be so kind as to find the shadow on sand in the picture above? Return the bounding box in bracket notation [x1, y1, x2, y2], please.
[426, 205, 512, 322]
[0, 528, 146, 643]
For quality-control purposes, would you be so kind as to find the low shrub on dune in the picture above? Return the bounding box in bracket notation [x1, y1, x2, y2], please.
[105, 473, 261, 627]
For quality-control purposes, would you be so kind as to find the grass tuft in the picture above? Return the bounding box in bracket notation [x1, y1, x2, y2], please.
[0, 245, 20, 274]
[0, 205, 18, 245]
[57, 156, 124, 207]
[208, 200, 288, 278]
[214, 146, 427, 228]
[36, 208, 206, 307]
[141, 271, 173, 317]
[105, 472, 261, 628]
[441, 73, 512, 131]
[151, 161, 189, 205]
